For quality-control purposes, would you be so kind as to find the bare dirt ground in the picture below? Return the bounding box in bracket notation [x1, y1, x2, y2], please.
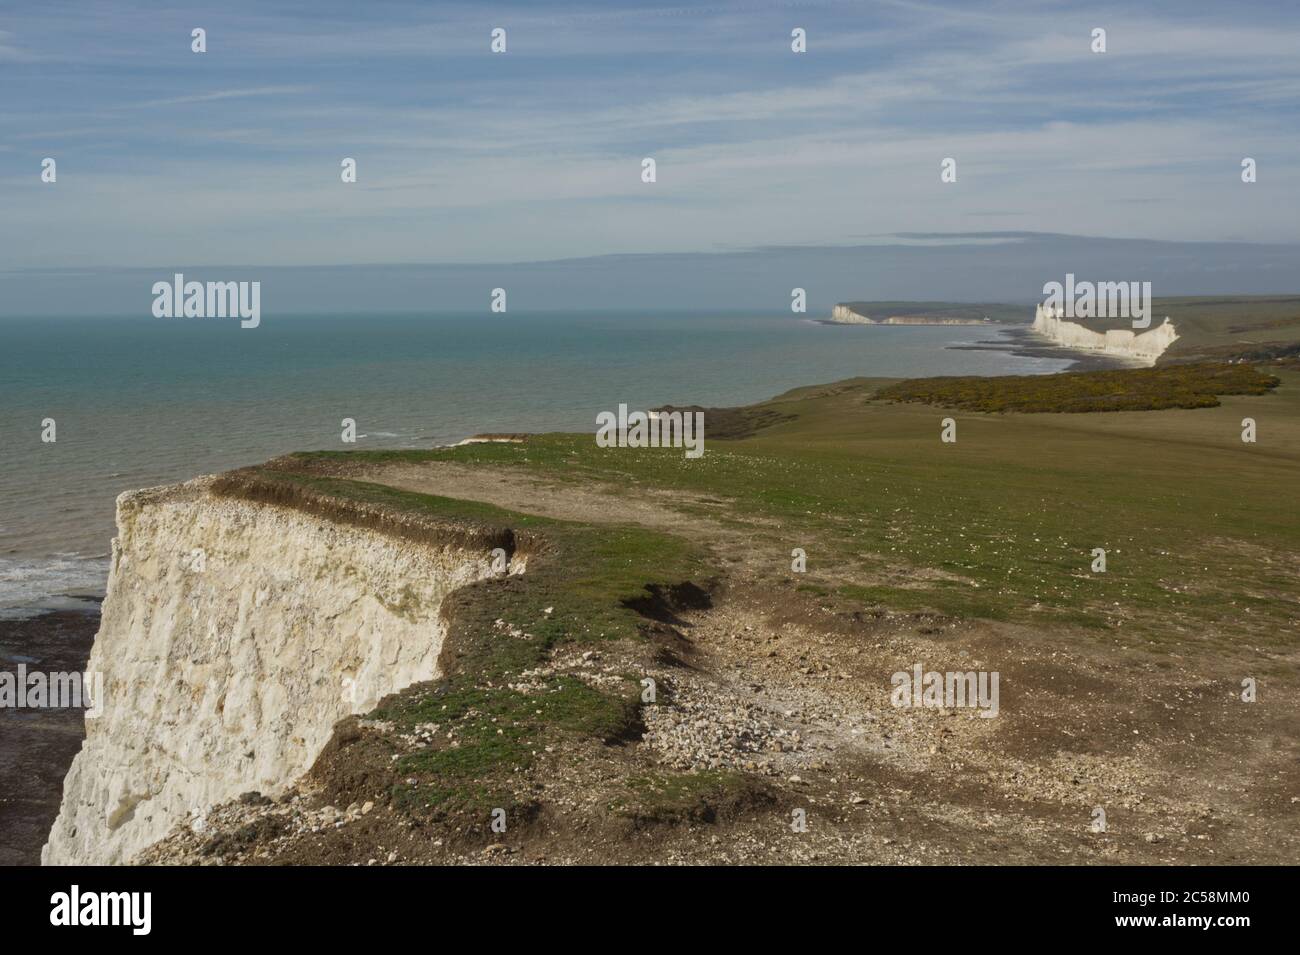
[142, 461, 1299, 866]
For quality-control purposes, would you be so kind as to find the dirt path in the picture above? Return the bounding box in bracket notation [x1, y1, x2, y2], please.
[363, 461, 739, 534]
[362, 461, 791, 584]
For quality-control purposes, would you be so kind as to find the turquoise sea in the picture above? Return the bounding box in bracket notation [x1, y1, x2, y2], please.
[0, 311, 1067, 616]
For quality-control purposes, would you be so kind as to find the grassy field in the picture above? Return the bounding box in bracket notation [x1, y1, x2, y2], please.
[293, 367, 1300, 654]
[876, 362, 1279, 413]
[197, 362, 1300, 862]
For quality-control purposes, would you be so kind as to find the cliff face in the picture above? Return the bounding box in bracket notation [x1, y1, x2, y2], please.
[42, 478, 515, 865]
[831, 304, 872, 324]
[1032, 305, 1178, 363]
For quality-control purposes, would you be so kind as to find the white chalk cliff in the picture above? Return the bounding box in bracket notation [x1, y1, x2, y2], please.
[1031, 304, 1178, 364]
[830, 304, 987, 325]
[43, 477, 518, 865]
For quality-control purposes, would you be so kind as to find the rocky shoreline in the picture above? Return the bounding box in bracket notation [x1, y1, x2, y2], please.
[0, 606, 99, 865]
[953, 326, 1145, 371]
[818, 320, 1139, 372]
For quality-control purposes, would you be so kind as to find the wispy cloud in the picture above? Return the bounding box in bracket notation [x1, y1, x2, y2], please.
[0, 0, 1296, 268]
[124, 85, 312, 109]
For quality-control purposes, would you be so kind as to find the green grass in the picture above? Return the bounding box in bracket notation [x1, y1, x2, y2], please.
[607, 771, 772, 825]
[243, 359, 1300, 820]
[382, 672, 644, 814]
[875, 363, 1279, 413]
[1156, 296, 1300, 360]
[287, 367, 1300, 650]
[237, 467, 546, 527]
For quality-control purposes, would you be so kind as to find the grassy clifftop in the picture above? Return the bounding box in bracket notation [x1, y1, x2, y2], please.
[289, 363, 1300, 647]
[162, 361, 1299, 865]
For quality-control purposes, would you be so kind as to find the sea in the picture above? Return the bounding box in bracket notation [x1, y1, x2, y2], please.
[0, 311, 1069, 618]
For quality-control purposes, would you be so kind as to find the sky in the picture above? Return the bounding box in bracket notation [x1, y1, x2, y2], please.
[2, 0, 1298, 274]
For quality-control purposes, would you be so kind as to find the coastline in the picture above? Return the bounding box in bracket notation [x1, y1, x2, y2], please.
[35, 363, 1294, 867]
[0, 322, 1147, 863]
[0, 317, 1078, 625]
[962, 325, 1148, 371]
[16, 357, 1297, 866]
[815, 320, 1141, 372]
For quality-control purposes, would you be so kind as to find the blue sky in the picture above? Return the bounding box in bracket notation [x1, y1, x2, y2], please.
[2, 0, 1299, 269]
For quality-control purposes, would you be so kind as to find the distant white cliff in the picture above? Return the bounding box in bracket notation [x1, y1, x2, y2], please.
[43, 477, 520, 865]
[1031, 304, 1178, 364]
[830, 304, 871, 324]
[830, 304, 989, 325]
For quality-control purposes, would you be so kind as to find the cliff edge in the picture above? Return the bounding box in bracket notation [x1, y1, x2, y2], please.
[42, 475, 519, 865]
